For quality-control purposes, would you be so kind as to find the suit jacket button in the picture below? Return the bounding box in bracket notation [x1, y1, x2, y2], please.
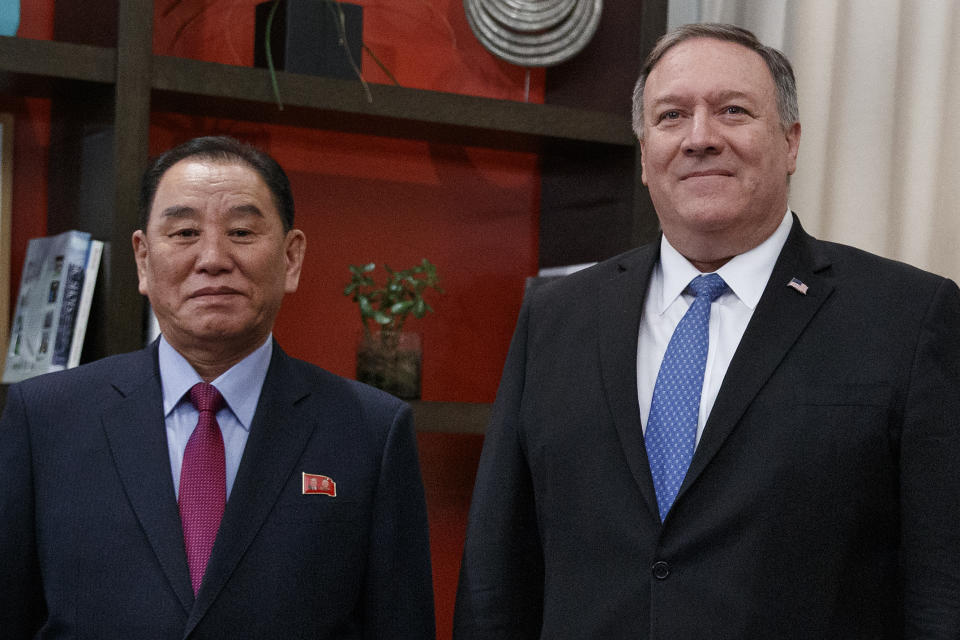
[651, 561, 670, 580]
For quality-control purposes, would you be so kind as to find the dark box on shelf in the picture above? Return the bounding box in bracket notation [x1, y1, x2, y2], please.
[254, 0, 363, 80]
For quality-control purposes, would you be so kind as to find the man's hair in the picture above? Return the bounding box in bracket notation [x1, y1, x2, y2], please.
[138, 135, 295, 231]
[631, 23, 799, 140]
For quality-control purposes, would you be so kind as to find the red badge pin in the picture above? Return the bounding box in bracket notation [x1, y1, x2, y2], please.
[302, 473, 336, 497]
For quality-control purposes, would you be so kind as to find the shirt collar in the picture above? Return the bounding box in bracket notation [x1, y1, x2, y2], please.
[159, 335, 274, 430]
[657, 209, 793, 312]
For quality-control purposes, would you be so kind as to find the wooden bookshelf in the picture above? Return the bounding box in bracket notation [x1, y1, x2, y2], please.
[0, 0, 668, 428]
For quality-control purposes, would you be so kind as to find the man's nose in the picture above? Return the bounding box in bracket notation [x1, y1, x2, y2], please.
[683, 111, 723, 156]
[195, 233, 232, 273]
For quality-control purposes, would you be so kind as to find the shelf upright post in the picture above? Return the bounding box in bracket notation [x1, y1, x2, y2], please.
[107, 0, 154, 356]
[48, 0, 153, 361]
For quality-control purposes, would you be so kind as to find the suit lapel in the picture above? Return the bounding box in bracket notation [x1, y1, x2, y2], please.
[100, 344, 195, 613]
[184, 345, 316, 633]
[678, 220, 835, 501]
[598, 243, 662, 521]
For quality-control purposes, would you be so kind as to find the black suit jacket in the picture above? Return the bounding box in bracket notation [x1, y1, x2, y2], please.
[0, 340, 435, 639]
[454, 217, 960, 639]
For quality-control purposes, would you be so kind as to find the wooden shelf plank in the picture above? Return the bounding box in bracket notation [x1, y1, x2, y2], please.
[151, 56, 636, 152]
[0, 36, 115, 87]
[0, 39, 635, 152]
[411, 401, 490, 435]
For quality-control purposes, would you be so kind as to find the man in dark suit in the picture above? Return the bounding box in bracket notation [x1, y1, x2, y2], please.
[454, 23, 960, 638]
[0, 136, 436, 638]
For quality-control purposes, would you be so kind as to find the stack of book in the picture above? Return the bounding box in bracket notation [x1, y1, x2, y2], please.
[2, 230, 103, 383]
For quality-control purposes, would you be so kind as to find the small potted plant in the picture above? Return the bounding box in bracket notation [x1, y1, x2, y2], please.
[343, 259, 442, 399]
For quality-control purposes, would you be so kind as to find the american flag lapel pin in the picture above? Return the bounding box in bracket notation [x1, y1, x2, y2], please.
[302, 472, 337, 497]
[787, 277, 809, 295]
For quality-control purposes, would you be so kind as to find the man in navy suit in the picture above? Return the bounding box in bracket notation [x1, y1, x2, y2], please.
[0, 136, 436, 638]
[454, 23, 960, 638]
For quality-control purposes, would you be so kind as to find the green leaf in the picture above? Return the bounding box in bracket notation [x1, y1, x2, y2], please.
[391, 300, 414, 314]
[346, 260, 442, 330]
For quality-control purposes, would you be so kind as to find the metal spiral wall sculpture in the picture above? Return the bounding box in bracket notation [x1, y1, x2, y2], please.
[463, 0, 603, 67]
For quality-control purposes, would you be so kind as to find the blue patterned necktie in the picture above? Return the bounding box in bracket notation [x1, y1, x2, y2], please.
[645, 273, 727, 521]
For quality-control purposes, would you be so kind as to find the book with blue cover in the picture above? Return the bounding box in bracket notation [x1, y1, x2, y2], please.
[3, 230, 102, 383]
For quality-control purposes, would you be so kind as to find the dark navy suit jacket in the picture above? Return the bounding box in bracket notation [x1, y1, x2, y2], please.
[1, 340, 435, 639]
[454, 217, 960, 639]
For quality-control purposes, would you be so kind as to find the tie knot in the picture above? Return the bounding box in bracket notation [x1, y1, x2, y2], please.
[189, 382, 224, 414]
[688, 273, 727, 302]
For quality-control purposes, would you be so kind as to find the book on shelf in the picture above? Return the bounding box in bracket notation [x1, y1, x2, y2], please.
[524, 262, 596, 293]
[2, 230, 103, 384]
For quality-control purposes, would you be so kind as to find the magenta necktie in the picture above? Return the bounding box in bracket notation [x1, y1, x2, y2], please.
[179, 382, 226, 595]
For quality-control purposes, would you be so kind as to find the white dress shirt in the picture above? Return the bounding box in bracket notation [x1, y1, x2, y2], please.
[637, 210, 793, 446]
[160, 335, 272, 500]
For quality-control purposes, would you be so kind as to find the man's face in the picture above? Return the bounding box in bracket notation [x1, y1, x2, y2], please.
[639, 38, 801, 269]
[133, 158, 305, 361]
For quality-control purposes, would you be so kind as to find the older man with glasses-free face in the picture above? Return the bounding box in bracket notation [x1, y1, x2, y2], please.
[1, 136, 436, 639]
[454, 23, 960, 639]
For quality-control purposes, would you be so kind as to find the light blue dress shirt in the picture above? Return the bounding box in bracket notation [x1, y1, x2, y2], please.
[159, 335, 272, 501]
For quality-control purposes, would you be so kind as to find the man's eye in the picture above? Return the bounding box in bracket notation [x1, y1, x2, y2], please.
[230, 229, 253, 238]
[725, 106, 747, 115]
[659, 110, 681, 122]
[170, 228, 199, 238]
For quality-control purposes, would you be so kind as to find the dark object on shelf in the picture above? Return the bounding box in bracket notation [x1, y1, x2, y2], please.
[254, 0, 363, 80]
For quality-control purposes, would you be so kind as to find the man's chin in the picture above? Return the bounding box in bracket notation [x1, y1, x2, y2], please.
[679, 200, 747, 225]
[163, 318, 258, 347]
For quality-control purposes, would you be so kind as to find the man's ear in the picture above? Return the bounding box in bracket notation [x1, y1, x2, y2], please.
[785, 121, 801, 175]
[132, 230, 150, 296]
[639, 138, 649, 186]
[283, 229, 307, 294]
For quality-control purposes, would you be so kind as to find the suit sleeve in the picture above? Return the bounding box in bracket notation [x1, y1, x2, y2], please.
[453, 300, 545, 639]
[0, 384, 47, 637]
[363, 402, 436, 640]
[899, 277, 960, 636]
